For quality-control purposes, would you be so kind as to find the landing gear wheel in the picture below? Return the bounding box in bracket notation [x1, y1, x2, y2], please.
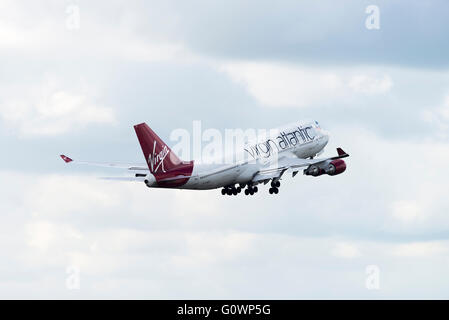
[250, 189, 254, 195]
[254, 186, 258, 193]
[274, 188, 279, 194]
[221, 189, 226, 195]
[233, 189, 238, 195]
[269, 188, 273, 194]
[275, 181, 280, 188]
[244, 189, 249, 195]
[227, 189, 233, 196]
[236, 187, 241, 193]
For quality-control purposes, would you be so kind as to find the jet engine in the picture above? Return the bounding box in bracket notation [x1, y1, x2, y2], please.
[304, 159, 346, 176]
[304, 165, 323, 176]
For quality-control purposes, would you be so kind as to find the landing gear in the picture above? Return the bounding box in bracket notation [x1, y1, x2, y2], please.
[244, 185, 258, 196]
[221, 185, 242, 196]
[221, 184, 260, 196]
[269, 180, 280, 194]
[269, 187, 279, 194]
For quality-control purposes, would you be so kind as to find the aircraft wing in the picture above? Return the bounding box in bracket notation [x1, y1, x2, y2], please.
[60, 155, 149, 171]
[252, 148, 349, 182]
[251, 168, 288, 184]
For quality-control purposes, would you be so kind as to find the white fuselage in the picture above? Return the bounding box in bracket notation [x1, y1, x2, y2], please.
[151, 120, 330, 190]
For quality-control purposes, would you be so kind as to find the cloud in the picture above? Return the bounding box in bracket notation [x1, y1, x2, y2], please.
[148, 0, 449, 68]
[0, 77, 116, 136]
[0, 1, 192, 64]
[348, 75, 393, 94]
[391, 242, 448, 257]
[423, 95, 449, 139]
[220, 62, 393, 108]
[390, 201, 422, 224]
[332, 242, 360, 258]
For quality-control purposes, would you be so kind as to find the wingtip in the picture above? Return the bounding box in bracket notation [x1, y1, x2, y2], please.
[60, 155, 73, 163]
[336, 148, 349, 157]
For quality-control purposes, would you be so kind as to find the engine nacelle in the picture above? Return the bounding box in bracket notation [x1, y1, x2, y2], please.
[304, 165, 324, 176]
[304, 159, 346, 177]
[325, 159, 346, 176]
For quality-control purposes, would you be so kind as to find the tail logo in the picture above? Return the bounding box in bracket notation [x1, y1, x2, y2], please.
[148, 141, 170, 173]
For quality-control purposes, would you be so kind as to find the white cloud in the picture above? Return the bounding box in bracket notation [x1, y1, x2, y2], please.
[0, 78, 116, 136]
[220, 62, 393, 108]
[423, 95, 449, 139]
[390, 200, 422, 224]
[0, 1, 192, 64]
[348, 75, 393, 94]
[391, 242, 448, 257]
[25, 221, 84, 251]
[332, 242, 360, 258]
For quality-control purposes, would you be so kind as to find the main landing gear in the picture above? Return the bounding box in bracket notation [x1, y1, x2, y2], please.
[269, 180, 280, 194]
[220, 181, 280, 196]
[221, 185, 242, 196]
[221, 184, 258, 196]
[244, 185, 258, 196]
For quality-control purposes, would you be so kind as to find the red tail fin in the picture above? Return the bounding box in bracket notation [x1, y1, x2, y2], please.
[134, 123, 182, 175]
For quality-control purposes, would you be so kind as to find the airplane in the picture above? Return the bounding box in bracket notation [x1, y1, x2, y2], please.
[60, 120, 349, 196]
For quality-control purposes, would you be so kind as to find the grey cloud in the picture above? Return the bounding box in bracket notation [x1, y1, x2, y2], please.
[146, 0, 449, 68]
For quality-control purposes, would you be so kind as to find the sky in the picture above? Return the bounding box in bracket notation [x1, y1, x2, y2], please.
[1, 0, 449, 299]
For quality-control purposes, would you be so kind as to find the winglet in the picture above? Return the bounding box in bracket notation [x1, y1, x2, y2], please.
[60, 155, 73, 163]
[336, 148, 349, 158]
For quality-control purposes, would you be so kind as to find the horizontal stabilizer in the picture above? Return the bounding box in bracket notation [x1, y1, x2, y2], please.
[58, 155, 148, 171]
[158, 175, 192, 182]
[99, 177, 146, 182]
[60, 155, 73, 163]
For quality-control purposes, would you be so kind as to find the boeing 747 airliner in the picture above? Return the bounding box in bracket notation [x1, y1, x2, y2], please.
[60, 121, 349, 196]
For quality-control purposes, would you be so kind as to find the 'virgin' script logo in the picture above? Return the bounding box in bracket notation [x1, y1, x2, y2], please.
[148, 141, 170, 173]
